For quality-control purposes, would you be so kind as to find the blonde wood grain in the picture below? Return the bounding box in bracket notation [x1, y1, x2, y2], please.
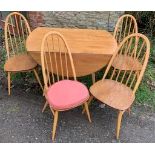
[90, 33, 150, 139]
[41, 31, 77, 89]
[42, 101, 48, 113]
[127, 107, 131, 115]
[41, 31, 91, 140]
[112, 15, 140, 72]
[8, 72, 11, 95]
[116, 110, 124, 140]
[4, 12, 43, 94]
[52, 111, 59, 141]
[4, 54, 37, 72]
[5, 12, 31, 59]
[33, 68, 43, 91]
[112, 54, 142, 71]
[30, 52, 111, 77]
[49, 105, 55, 116]
[114, 14, 138, 44]
[92, 73, 96, 84]
[26, 27, 117, 77]
[84, 102, 92, 123]
[90, 79, 135, 110]
[82, 95, 94, 114]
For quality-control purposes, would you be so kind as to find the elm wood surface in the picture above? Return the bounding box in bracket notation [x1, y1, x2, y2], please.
[113, 14, 138, 44]
[112, 54, 142, 71]
[26, 27, 117, 77]
[4, 54, 37, 72]
[4, 12, 43, 95]
[89, 33, 150, 139]
[113, 14, 139, 71]
[90, 79, 135, 110]
[40, 31, 91, 141]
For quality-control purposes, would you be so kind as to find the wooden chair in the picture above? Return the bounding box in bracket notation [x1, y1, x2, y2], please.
[41, 31, 91, 141]
[86, 33, 150, 139]
[113, 14, 140, 73]
[91, 14, 138, 84]
[114, 14, 138, 44]
[4, 12, 43, 95]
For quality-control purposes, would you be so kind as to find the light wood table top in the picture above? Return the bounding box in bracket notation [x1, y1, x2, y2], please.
[26, 27, 117, 77]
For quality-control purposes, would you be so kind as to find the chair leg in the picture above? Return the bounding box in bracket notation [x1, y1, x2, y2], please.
[52, 110, 59, 141]
[84, 102, 92, 123]
[49, 105, 55, 116]
[42, 101, 48, 113]
[82, 95, 93, 114]
[8, 72, 11, 95]
[43, 86, 45, 96]
[127, 107, 131, 115]
[92, 73, 95, 84]
[33, 69, 43, 91]
[116, 110, 124, 140]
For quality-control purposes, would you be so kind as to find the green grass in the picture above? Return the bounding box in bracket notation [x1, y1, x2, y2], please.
[135, 38, 155, 107]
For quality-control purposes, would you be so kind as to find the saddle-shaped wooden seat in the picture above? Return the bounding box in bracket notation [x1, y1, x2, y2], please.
[112, 55, 142, 71]
[90, 79, 135, 110]
[4, 54, 37, 72]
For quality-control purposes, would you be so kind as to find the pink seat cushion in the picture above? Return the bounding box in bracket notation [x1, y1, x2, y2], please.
[46, 80, 89, 110]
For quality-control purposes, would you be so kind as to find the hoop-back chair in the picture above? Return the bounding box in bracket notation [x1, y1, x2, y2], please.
[41, 31, 91, 141]
[91, 15, 138, 85]
[112, 14, 140, 72]
[114, 14, 138, 44]
[4, 12, 43, 95]
[87, 33, 150, 139]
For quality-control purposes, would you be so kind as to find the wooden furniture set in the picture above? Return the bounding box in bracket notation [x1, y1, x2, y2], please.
[3, 12, 150, 141]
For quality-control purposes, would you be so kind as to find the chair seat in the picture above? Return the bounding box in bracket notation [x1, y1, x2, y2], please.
[46, 80, 89, 110]
[112, 54, 142, 71]
[4, 54, 37, 72]
[90, 79, 135, 110]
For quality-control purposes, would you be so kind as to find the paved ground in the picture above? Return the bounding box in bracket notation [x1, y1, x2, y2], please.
[0, 84, 155, 143]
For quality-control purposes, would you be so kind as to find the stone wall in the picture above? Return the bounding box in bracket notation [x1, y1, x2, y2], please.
[28, 11, 124, 31]
[28, 12, 45, 29]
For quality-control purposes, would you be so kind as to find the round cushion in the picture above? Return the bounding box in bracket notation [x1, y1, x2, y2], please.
[46, 80, 89, 110]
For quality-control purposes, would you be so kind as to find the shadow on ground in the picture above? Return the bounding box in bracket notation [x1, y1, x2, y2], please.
[0, 84, 155, 143]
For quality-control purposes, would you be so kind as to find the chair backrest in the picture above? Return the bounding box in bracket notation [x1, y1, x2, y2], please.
[114, 14, 138, 44]
[102, 33, 150, 94]
[4, 12, 31, 59]
[41, 31, 77, 90]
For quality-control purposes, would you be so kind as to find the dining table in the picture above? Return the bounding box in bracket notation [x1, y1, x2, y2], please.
[26, 27, 117, 77]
